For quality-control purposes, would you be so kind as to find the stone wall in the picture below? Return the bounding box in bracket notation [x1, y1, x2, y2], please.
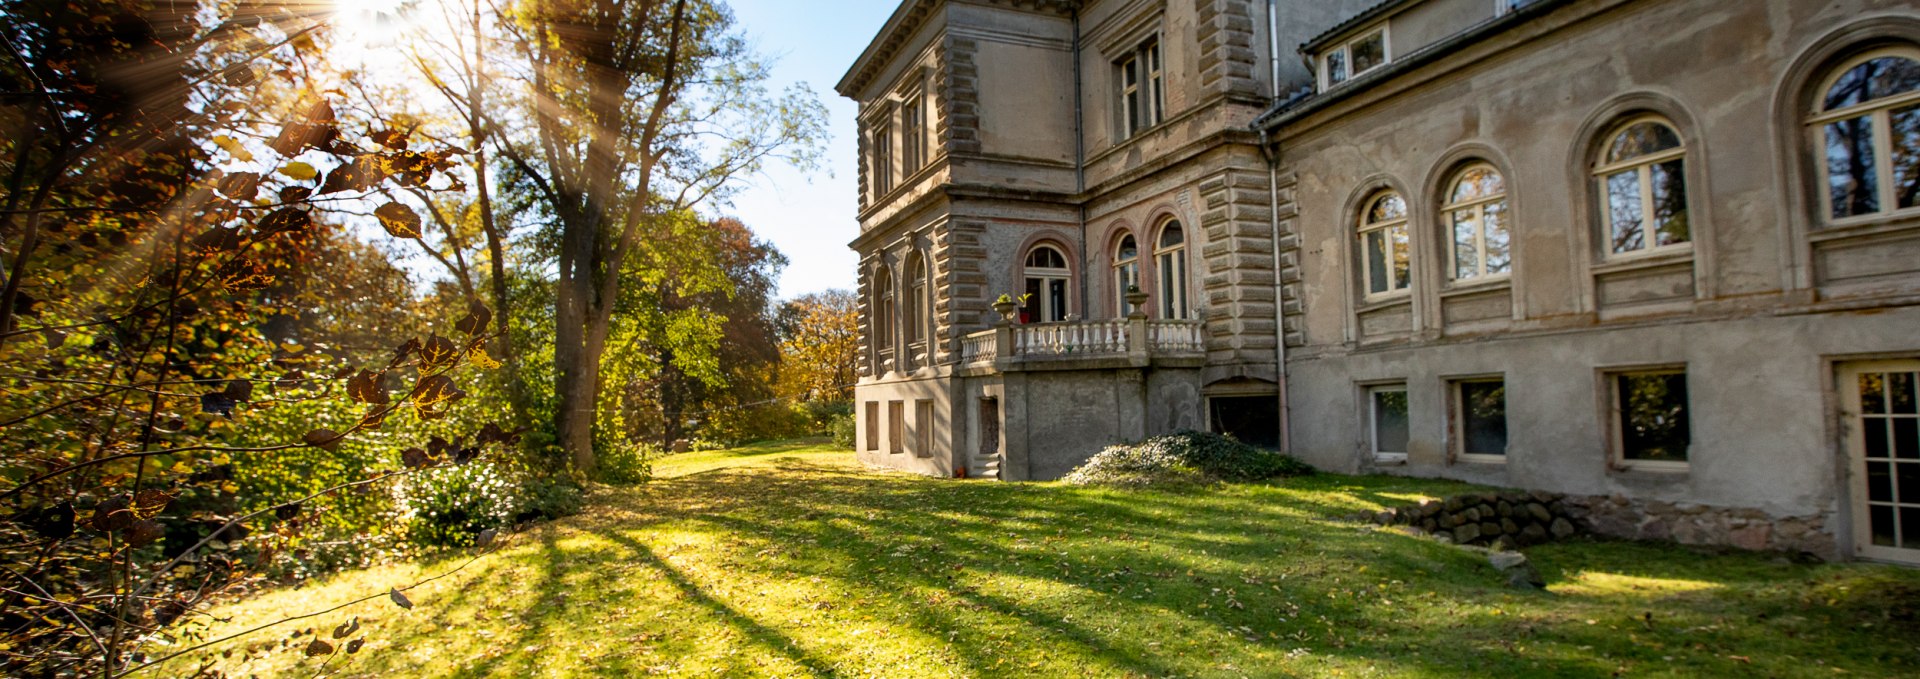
[1363, 491, 1838, 560]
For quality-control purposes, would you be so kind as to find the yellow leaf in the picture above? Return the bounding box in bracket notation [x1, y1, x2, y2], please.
[213, 135, 253, 162]
[280, 161, 318, 181]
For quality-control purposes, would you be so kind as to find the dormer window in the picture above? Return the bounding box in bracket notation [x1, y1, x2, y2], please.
[1118, 38, 1165, 138]
[1321, 26, 1388, 89]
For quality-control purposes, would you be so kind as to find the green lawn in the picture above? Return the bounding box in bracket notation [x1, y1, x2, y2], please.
[165, 440, 1919, 677]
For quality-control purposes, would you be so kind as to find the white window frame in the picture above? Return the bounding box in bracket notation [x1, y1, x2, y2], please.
[1118, 37, 1165, 138]
[1358, 191, 1412, 299]
[1450, 377, 1508, 464]
[899, 86, 926, 174]
[1443, 163, 1512, 282]
[1592, 115, 1690, 260]
[1155, 220, 1190, 320]
[1367, 383, 1410, 465]
[1320, 24, 1389, 90]
[1023, 245, 1074, 323]
[1604, 366, 1692, 473]
[1113, 232, 1140, 317]
[1808, 48, 1920, 226]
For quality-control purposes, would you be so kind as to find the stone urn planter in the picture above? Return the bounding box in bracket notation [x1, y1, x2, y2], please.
[992, 296, 1018, 322]
[1124, 286, 1149, 319]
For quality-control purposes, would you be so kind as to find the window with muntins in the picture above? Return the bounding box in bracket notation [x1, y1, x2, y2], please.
[1444, 164, 1511, 281]
[1359, 192, 1411, 297]
[900, 88, 926, 174]
[1022, 245, 1072, 324]
[1595, 117, 1689, 257]
[1113, 233, 1140, 317]
[1812, 49, 1920, 223]
[1323, 26, 1387, 89]
[1156, 221, 1189, 319]
[1119, 38, 1164, 138]
[870, 118, 893, 198]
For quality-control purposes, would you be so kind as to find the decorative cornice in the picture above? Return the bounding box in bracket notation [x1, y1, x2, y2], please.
[837, 0, 1080, 98]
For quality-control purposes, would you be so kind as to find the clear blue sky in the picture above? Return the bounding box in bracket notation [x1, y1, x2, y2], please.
[726, 0, 901, 299]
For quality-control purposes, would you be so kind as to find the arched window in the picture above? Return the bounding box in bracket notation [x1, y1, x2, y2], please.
[1594, 117, 1689, 257]
[1811, 49, 1920, 222]
[1358, 191, 1411, 297]
[1155, 221, 1190, 319]
[1443, 164, 1511, 281]
[1112, 232, 1140, 317]
[870, 265, 895, 373]
[1022, 244, 1072, 324]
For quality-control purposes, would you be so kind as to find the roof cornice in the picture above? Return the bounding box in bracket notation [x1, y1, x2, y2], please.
[836, 0, 1079, 98]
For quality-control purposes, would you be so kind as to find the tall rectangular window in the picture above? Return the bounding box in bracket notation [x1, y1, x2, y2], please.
[871, 119, 893, 198]
[1118, 38, 1163, 138]
[1452, 379, 1508, 461]
[1611, 369, 1690, 469]
[1369, 384, 1409, 463]
[900, 89, 925, 173]
[888, 400, 905, 455]
[865, 401, 880, 451]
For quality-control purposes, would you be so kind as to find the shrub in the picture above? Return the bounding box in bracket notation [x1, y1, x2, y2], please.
[391, 461, 524, 548]
[597, 438, 657, 485]
[1063, 430, 1313, 487]
[828, 409, 856, 450]
[517, 475, 585, 524]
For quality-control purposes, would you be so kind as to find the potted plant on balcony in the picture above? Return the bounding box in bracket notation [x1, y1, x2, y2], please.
[992, 293, 1028, 323]
[1125, 284, 1149, 319]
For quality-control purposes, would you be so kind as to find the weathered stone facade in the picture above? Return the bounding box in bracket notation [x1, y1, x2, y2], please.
[841, 0, 1920, 565]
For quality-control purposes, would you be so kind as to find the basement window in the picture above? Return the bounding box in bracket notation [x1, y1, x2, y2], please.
[1609, 369, 1690, 471]
[1368, 384, 1409, 464]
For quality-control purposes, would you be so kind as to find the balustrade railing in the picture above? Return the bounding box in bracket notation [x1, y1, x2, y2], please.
[1014, 319, 1128, 356]
[956, 319, 1203, 366]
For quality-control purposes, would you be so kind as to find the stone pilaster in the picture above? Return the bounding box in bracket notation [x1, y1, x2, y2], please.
[1273, 170, 1305, 348]
[933, 219, 990, 363]
[938, 35, 982, 156]
[1194, 0, 1263, 100]
[1198, 166, 1279, 366]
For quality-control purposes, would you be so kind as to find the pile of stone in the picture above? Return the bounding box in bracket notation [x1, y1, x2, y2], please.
[1362, 491, 1580, 548]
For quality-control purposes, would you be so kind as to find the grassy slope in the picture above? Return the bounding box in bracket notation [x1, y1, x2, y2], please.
[169, 440, 1919, 678]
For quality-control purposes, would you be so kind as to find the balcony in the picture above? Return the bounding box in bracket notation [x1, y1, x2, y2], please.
[958, 318, 1205, 371]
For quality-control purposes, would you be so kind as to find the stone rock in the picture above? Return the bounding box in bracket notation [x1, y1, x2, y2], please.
[1419, 500, 1442, 515]
[1501, 518, 1520, 535]
[1444, 496, 1467, 512]
[1489, 551, 1546, 589]
[1421, 518, 1439, 532]
[1638, 517, 1672, 541]
[1462, 506, 1482, 523]
[1550, 518, 1576, 539]
[1374, 511, 1393, 525]
[1730, 524, 1771, 551]
[1481, 521, 1504, 537]
[1434, 533, 1455, 545]
[1521, 523, 1548, 543]
[1529, 490, 1559, 504]
[1525, 502, 1552, 522]
[1454, 523, 1482, 544]
[1496, 501, 1514, 518]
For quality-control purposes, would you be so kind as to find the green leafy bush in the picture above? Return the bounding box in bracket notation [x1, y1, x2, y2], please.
[828, 409, 856, 450]
[1063, 430, 1313, 487]
[597, 439, 657, 485]
[391, 462, 524, 548]
[517, 475, 585, 523]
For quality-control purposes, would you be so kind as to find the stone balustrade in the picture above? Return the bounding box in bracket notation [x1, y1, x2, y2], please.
[958, 318, 1205, 367]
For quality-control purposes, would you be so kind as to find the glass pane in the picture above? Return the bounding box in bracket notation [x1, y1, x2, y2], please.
[1117, 235, 1137, 261]
[1327, 50, 1348, 84]
[1160, 254, 1177, 318]
[1893, 372, 1917, 414]
[1127, 88, 1142, 134]
[1869, 461, 1894, 502]
[1866, 418, 1890, 459]
[1896, 418, 1918, 460]
[1450, 166, 1504, 204]
[1606, 170, 1645, 253]
[1048, 279, 1067, 322]
[1870, 504, 1897, 546]
[1369, 193, 1406, 223]
[1365, 230, 1388, 294]
[1896, 104, 1920, 210]
[1651, 159, 1689, 246]
[1373, 389, 1409, 454]
[1863, 372, 1887, 414]
[1452, 209, 1479, 279]
[1619, 372, 1690, 461]
[1900, 461, 1920, 504]
[1606, 122, 1681, 163]
[1823, 56, 1920, 111]
[1390, 225, 1411, 291]
[1826, 117, 1879, 219]
[1028, 246, 1065, 269]
[1159, 223, 1184, 248]
[1021, 277, 1041, 324]
[1351, 31, 1385, 74]
[1484, 201, 1511, 274]
[1461, 382, 1508, 455]
[1904, 507, 1920, 549]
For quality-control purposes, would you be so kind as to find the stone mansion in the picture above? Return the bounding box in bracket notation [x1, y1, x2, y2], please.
[836, 0, 1920, 564]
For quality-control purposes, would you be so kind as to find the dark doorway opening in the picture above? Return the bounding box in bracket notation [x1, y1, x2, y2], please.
[1209, 395, 1280, 449]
